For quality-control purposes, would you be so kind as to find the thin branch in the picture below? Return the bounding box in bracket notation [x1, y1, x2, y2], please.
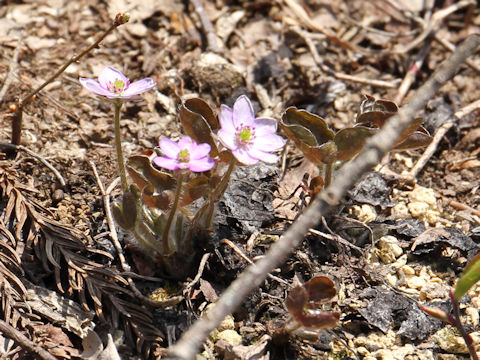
[166, 34, 480, 360]
[89, 161, 182, 308]
[394, 40, 431, 104]
[11, 13, 130, 146]
[401, 98, 480, 182]
[189, 0, 223, 54]
[0, 42, 21, 104]
[0, 319, 57, 360]
[0, 142, 66, 187]
[292, 27, 400, 89]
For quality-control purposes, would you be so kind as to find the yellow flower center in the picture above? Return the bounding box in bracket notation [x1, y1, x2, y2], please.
[236, 126, 255, 145]
[177, 149, 190, 162]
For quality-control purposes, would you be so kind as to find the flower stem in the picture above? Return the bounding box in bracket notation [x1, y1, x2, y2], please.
[11, 13, 129, 146]
[205, 156, 237, 226]
[113, 100, 128, 192]
[163, 172, 184, 254]
[324, 162, 333, 187]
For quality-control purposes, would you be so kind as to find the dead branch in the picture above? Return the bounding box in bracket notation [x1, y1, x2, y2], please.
[292, 27, 400, 89]
[0, 42, 21, 104]
[395, 98, 480, 182]
[189, 0, 223, 54]
[166, 34, 480, 360]
[0, 319, 57, 360]
[89, 161, 182, 308]
[0, 142, 66, 187]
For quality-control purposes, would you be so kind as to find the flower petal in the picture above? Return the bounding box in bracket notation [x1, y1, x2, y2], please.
[178, 136, 194, 153]
[159, 138, 180, 158]
[252, 133, 286, 152]
[218, 129, 238, 151]
[232, 95, 255, 128]
[219, 105, 236, 134]
[122, 78, 156, 97]
[190, 143, 211, 160]
[79, 78, 113, 97]
[188, 158, 215, 172]
[247, 147, 279, 163]
[98, 67, 128, 89]
[253, 117, 278, 136]
[153, 156, 180, 170]
[232, 148, 259, 165]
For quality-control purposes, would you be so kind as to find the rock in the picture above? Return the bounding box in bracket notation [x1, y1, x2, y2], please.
[404, 275, 426, 290]
[218, 315, 235, 331]
[376, 236, 403, 264]
[432, 327, 469, 354]
[349, 204, 377, 223]
[216, 330, 242, 347]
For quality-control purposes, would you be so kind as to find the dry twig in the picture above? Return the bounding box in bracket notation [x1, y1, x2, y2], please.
[189, 0, 223, 54]
[293, 27, 400, 89]
[0, 142, 66, 187]
[402, 98, 480, 182]
[167, 31, 480, 360]
[0, 42, 21, 104]
[89, 161, 182, 308]
[0, 319, 57, 360]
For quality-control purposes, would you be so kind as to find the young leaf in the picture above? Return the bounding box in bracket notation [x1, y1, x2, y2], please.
[298, 309, 340, 330]
[286, 285, 308, 319]
[418, 304, 449, 322]
[303, 276, 337, 304]
[179, 98, 219, 157]
[454, 252, 480, 300]
[334, 127, 376, 161]
[127, 153, 176, 191]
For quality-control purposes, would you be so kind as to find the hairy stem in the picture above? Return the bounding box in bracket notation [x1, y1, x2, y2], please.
[324, 162, 333, 187]
[163, 172, 184, 254]
[11, 13, 129, 146]
[113, 100, 128, 192]
[205, 156, 237, 227]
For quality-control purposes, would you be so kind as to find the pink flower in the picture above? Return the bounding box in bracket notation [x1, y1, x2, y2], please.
[153, 136, 215, 172]
[218, 95, 286, 165]
[79, 66, 156, 100]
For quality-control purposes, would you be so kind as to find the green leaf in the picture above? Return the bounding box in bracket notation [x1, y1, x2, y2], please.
[359, 94, 398, 114]
[179, 98, 219, 157]
[280, 108, 336, 165]
[454, 252, 480, 300]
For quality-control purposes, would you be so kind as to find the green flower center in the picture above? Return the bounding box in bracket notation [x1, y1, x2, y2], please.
[108, 79, 130, 93]
[236, 126, 255, 145]
[177, 149, 190, 162]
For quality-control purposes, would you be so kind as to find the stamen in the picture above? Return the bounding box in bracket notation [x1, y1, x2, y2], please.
[177, 149, 190, 163]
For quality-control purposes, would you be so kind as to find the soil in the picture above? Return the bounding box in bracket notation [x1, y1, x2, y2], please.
[0, 0, 479, 359]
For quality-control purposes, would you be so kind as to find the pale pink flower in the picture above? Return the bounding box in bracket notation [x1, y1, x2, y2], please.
[79, 66, 156, 100]
[153, 136, 215, 172]
[218, 95, 286, 165]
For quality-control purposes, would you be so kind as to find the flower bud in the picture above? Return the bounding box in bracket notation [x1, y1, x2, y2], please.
[114, 12, 130, 26]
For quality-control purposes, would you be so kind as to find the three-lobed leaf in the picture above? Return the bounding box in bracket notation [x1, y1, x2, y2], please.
[286, 276, 340, 331]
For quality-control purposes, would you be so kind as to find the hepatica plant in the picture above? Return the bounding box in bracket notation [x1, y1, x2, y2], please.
[95, 90, 286, 279]
[79, 66, 156, 191]
[280, 95, 432, 191]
